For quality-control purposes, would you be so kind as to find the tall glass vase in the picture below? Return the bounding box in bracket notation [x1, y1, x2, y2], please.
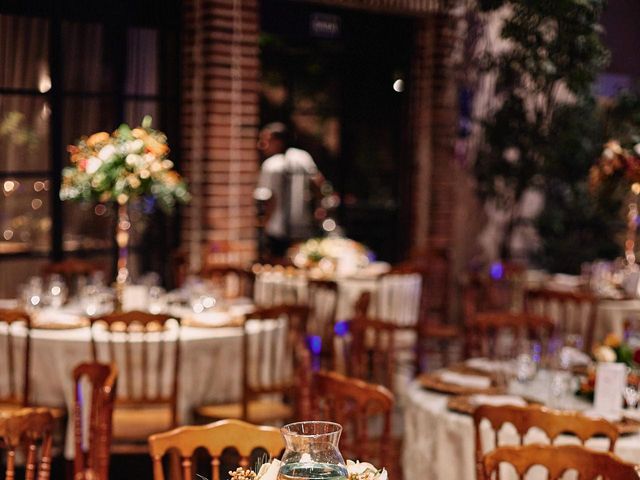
[114, 203, 131, 311]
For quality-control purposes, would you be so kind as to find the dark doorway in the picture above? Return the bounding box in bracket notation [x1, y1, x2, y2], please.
[260, 1, 415, 262]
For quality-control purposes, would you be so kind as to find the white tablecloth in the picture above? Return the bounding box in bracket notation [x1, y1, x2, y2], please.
[0, 310, 266, 458]
[402, 372, 640, 480]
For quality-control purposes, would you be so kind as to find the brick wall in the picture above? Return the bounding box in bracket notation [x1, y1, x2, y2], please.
[181, 0, 261, 269]
[410, 12, 464, 321]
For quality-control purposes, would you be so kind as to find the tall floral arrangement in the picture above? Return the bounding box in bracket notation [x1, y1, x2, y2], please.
[60, 116, 190, 213]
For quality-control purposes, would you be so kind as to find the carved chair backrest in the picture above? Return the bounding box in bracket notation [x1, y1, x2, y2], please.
[0, 308, 31, 406]
[481, 444, 640, 480]
[73, 362, 118, 480]
[474, 404, 620, 480]
[90, 311, 180, 427]
[0, 408, 55, 480]
[148, 419, 284, 480]
[312, 371, 394, 468]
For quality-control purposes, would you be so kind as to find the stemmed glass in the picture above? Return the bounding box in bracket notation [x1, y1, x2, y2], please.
[625, 368, 640, 409]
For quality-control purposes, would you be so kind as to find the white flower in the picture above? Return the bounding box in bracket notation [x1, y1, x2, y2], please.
[347, 460, 387, 480]
[128, 139, 144, 153]
[593, 345, 616, 363]
[98, 144, 116, 161]
[255, 459, 280, 480]
[126, 154, 143, 167]
[86, 156, 102, 175]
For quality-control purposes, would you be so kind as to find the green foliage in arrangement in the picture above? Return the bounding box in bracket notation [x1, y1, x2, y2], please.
[474, 0, 624, 273]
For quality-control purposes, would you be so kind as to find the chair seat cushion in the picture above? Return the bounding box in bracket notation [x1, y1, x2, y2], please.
[112, 405, 173, 441]
[195, 400, 293, 424]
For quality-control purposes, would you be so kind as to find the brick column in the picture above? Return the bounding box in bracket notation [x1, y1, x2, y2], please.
[181, 0, 261, 269]
[410, 12, 463, 321]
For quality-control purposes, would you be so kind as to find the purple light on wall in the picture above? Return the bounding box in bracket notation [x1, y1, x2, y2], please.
[490, 261, 504, 280]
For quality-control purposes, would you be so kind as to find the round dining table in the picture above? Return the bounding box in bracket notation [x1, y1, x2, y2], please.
[0, 304, 264, 458]
[402, 368, 640, 480]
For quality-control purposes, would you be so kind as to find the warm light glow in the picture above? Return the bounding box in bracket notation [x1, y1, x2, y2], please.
[3, 230, 14, 240]
[34, 181, 45, 192]
[393, 79, 404, 92]
[322, 218, 337, 232]
[94, 204, 107, 216]
[38, 74, 51, 93]
[31, 199, 43, 210]
[3, 180, 16, 193]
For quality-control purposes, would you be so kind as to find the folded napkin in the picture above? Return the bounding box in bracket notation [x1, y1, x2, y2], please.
[623, 408, 640, 422]
[559, 346, 591, 367]
[466, 358, 500, 373]
[469, 394, 526, 407]
[439, 371, 492, 389]
[583, 409, 622, 423]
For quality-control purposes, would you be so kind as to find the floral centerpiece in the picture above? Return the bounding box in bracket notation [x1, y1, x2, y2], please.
[290, 237, 372, 277]
[228, 459, 387, 480]
[60, 116, 189, 211]
[59, 116, 189, 303]
[578, 333, 640, 399]
[590, 140, 640, 265]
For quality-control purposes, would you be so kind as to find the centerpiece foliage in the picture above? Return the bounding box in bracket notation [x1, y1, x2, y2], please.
[60, 116, 190, 213]
[474, 0, 623, 273]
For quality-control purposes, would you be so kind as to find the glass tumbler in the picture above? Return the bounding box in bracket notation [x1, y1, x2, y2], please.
[279, 421, 348, 480]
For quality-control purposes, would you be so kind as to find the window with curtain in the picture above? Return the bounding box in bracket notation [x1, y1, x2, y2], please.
[0, 2, 180, 297]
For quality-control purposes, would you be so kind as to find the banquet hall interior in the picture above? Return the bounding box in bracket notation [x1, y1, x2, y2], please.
[2, 0, 640, 479]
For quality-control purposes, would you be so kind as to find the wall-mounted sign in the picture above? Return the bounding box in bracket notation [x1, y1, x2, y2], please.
[310, 13, 341, 39]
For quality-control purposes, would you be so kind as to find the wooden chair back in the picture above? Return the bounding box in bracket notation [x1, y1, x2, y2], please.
[0, 308, 31, 407]
[0, 408, 55, 480]
[524, 288, 598, 352]
[466, 312, 554, 359]
[481, 444, 640, 480]
[148, 419, 284, 480]
[90, 311, 180, 427]
[348, 316, 398, 390]
[474, 404, 620, 479]
[252, 265, 306, 307]
[377, 267, 423, 328]
[312, 371, 394, 469]
[241, 307, 308, 420]
[73, 362, 118, 480]
[199, 264, 254, 300]
[307, 279, 339, 347]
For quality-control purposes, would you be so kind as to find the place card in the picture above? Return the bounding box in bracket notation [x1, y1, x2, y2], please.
[122, 285, 149, 311]
[593, 362, 627, 418]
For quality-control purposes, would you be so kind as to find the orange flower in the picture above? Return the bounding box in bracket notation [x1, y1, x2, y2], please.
[86, 132, 110, 147]
[604, 333, 621, 348]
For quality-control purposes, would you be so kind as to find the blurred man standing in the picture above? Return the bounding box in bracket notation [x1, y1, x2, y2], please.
[256, 123, 323, 259]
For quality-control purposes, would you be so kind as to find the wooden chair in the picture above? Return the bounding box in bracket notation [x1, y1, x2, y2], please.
[73, 362, 118, 480]
[148, 419, 284, 480]
[252, 265, 306, 307]
[474, 404, 620, 480]
[307, 279, 339, 360]
[198, 264, 254, 300]
[0, 308, 31, 410]
[0, 407, 55, 480]
[466, 312, 555, 359]
[312, 371, 395, 474]
[524, 288, 598, 352]
[90, 311, 180, 454]
[481, 444, 640, 480]
[195, 307, 311, 424]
